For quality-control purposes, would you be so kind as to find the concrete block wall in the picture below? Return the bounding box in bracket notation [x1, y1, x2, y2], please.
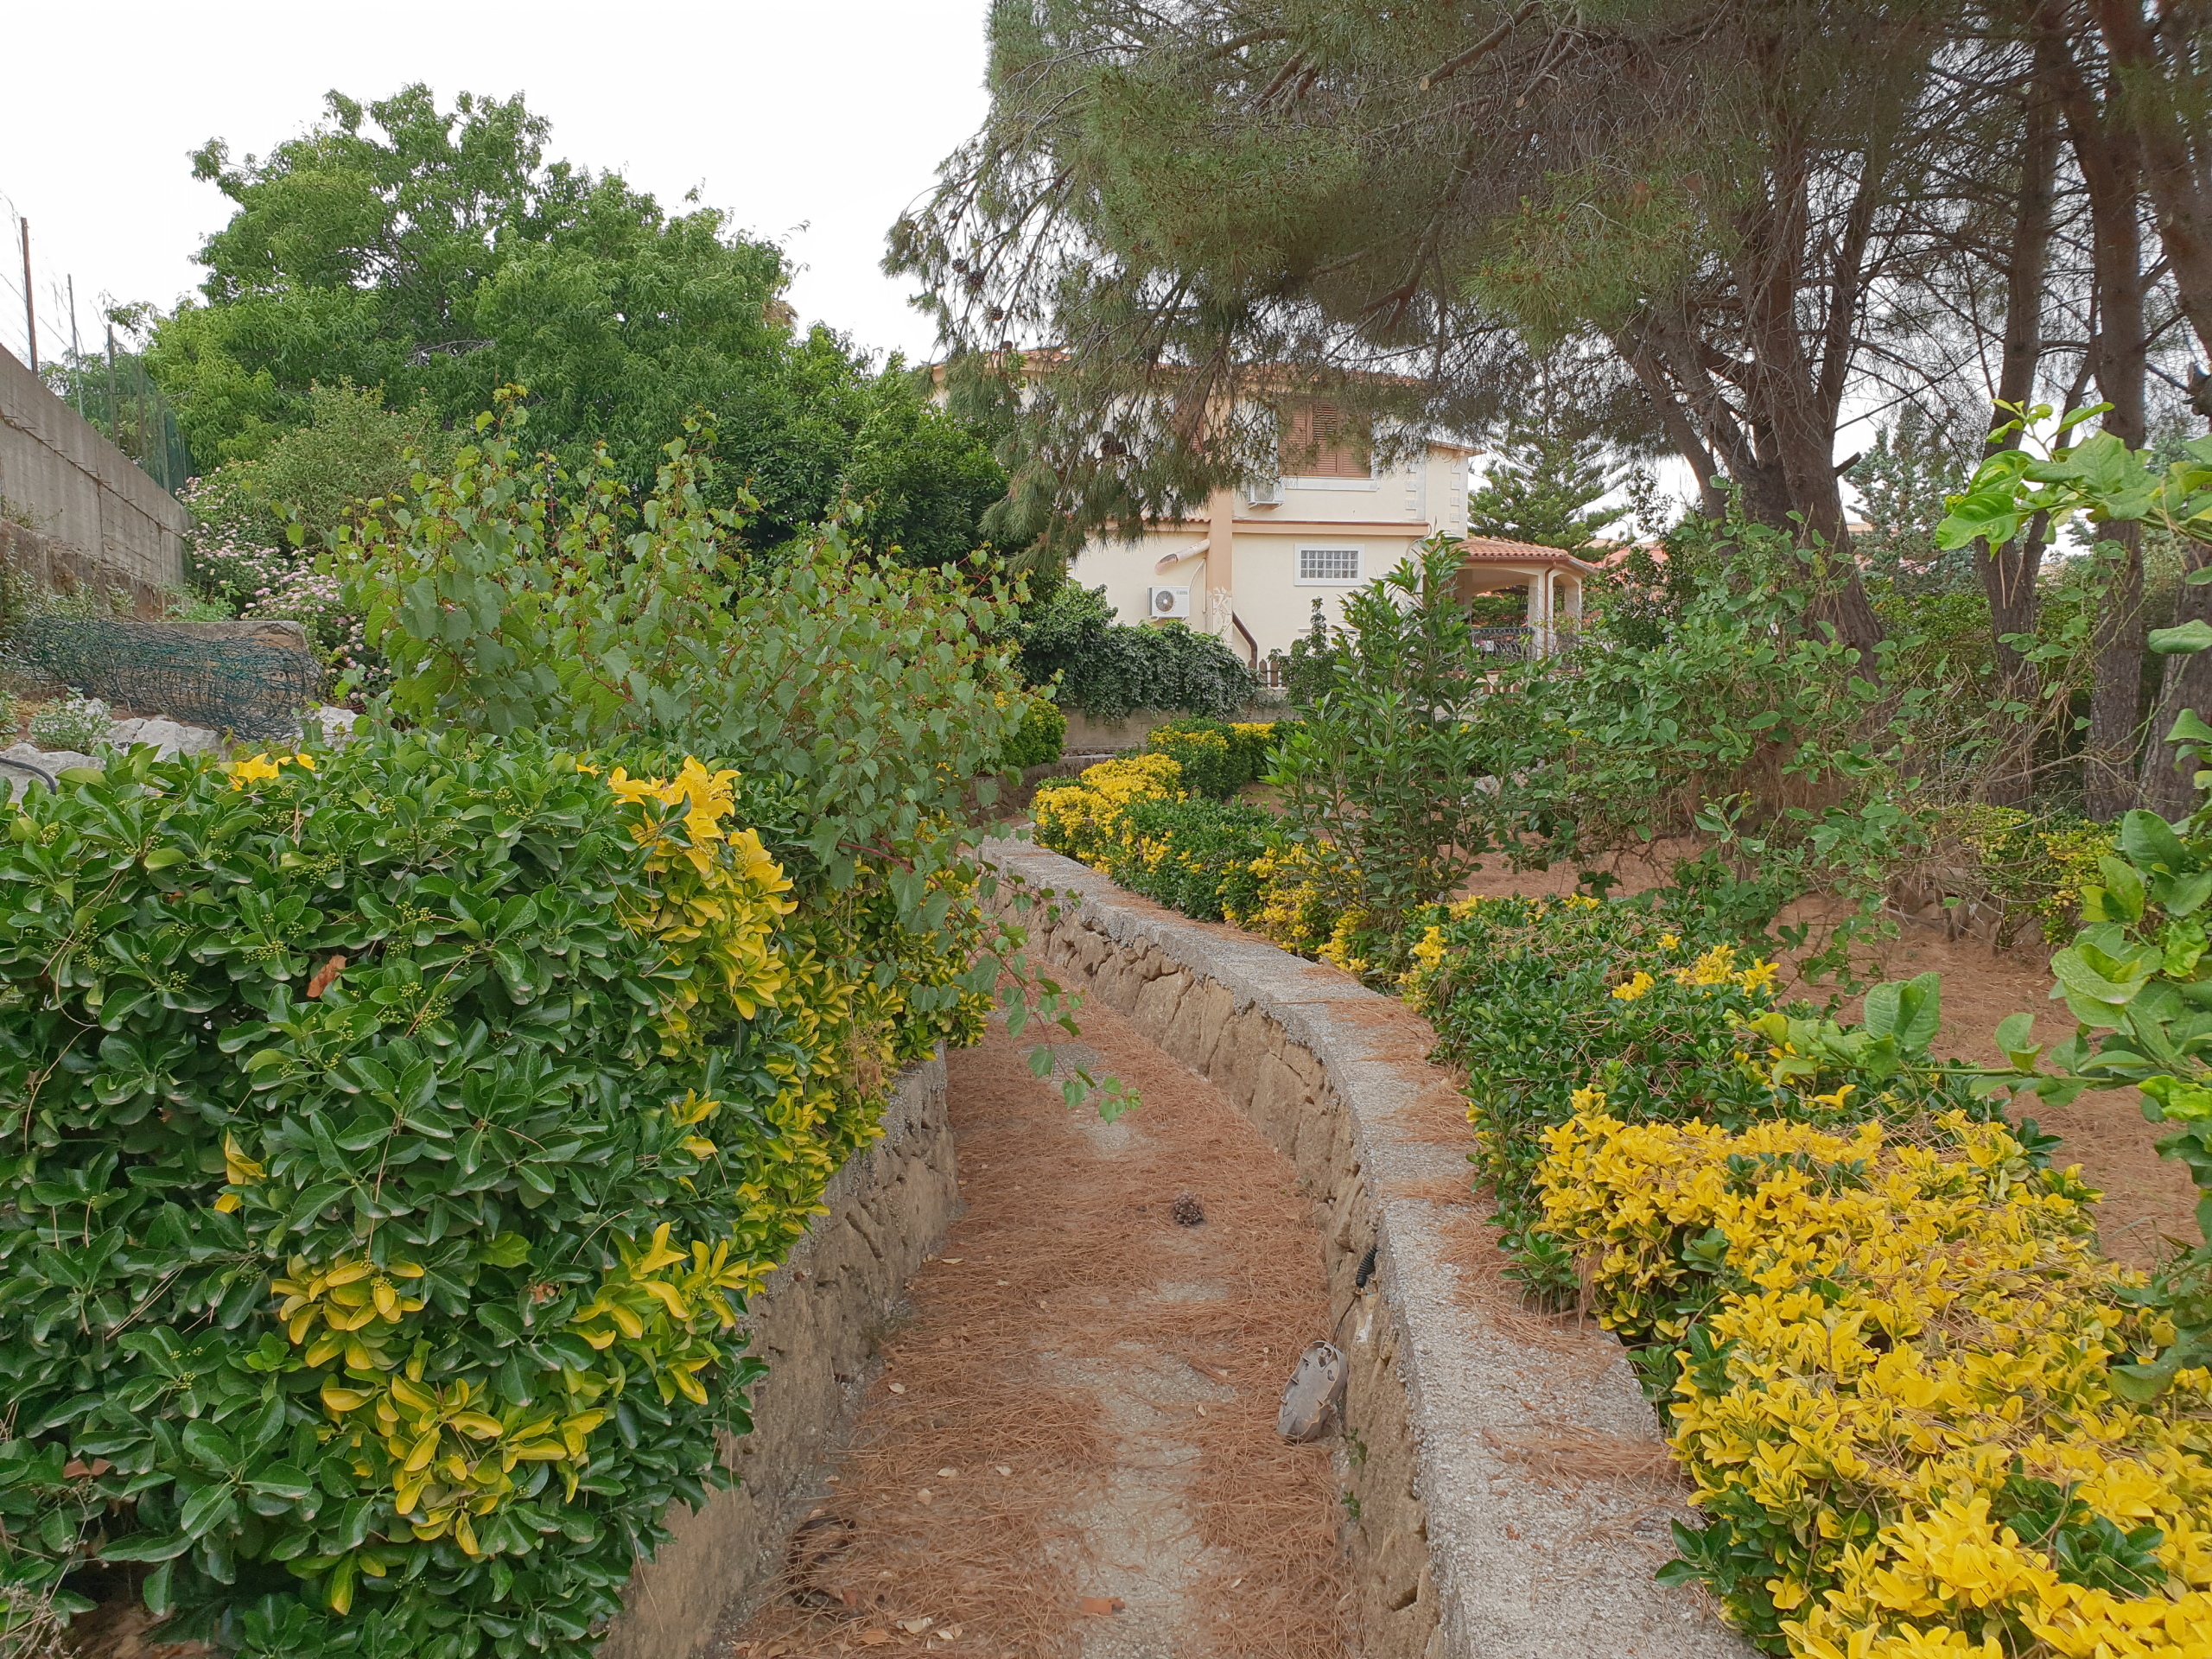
[0, 343, 185, 596]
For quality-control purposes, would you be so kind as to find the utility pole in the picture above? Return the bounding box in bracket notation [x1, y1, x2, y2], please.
[18, 219, 35, 372]
[67, 276, 81, 416]
[105, 326, 118, 448]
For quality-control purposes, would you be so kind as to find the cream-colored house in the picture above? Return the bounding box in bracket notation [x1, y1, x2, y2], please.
[1054, 399, 1478, 675]
[933, 365, 1592, 671]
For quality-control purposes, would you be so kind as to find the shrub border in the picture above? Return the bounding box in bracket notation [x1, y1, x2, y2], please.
[986, 839, 1751, 1659]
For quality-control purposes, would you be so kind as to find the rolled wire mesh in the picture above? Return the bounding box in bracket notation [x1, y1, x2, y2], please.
[10, 616, 321, 740]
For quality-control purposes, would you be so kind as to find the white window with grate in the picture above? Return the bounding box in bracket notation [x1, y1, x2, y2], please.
[1296, 545, 1362, 584]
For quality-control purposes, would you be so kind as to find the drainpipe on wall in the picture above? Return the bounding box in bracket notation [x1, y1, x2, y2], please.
[1204, 486, 1237, 644]
[1230, 613, 1260, 671]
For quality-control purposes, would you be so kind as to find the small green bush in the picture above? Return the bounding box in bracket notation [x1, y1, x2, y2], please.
[1142, 717, 1280, 801]
[1014, 584, 1255, 720]
[1144, 720, 1239, 799]
[999, 696, 1066, 771]
[27, 695, 111, 750]
[1103, 798, 1275, 921]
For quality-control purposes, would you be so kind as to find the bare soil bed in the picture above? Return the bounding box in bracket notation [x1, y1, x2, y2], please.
[725, 1001, 1346, 1658]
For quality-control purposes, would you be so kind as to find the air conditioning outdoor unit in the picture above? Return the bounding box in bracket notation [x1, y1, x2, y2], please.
[1148, 586, 1192, 620]
[1244, 476, 1283, 506]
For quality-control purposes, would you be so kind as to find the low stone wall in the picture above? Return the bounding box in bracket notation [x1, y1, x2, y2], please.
[600, 1052, 958, 1659]
[0, 518, 169, 620]
[986, 841, 1751, 1659]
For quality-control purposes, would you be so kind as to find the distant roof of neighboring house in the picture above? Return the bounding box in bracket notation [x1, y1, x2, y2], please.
[1459, 537, 1601, 575]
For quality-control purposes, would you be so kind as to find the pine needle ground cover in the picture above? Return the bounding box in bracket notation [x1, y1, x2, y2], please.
[0, 730, 987, 1659]
[1034, 762, 2212, 1657]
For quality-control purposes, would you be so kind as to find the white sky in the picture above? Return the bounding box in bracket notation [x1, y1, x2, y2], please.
[0, 0, 992, 371]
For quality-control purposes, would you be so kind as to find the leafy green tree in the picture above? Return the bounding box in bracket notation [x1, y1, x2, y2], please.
[1273, 537, 1518, 930]
[1466, 416, 1626, 555]
[149, 85, 1007, 567]
[153, 86, 791, 474]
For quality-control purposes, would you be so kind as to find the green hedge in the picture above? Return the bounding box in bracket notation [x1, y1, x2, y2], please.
[1141, 718, 1279, 801]
[0, 732, 982, 1659]
[1103, 798, 1275, 921]
[998, 696, 1067, 771]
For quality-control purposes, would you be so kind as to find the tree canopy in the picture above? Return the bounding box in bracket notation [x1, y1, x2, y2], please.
[893, 0, 2208, 655]
[149, 85, 1005, 567]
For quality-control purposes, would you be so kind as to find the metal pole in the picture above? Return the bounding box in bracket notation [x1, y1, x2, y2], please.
[67, 276, 81, 416]
[18, 219, 35, 372]
[105, 327, 118, 448]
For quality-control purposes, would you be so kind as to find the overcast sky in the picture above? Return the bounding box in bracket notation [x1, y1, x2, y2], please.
[0, 0, 991, 370]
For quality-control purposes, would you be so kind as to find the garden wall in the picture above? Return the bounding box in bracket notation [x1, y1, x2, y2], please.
[0, 518, 169, 620]
[599, 1052, 958, 1659]
[986, 840, 1752, 1659]
[0, 345, 185, 594]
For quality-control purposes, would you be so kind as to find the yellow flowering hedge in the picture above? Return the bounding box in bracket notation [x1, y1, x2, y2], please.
[1537, 1103, 2212, 1659]
[0, 729, 992, 1659]
[1395, 893, 1995, 1305]
[1032, 753, 1187, 862]
[1027, 735, 1376, 936]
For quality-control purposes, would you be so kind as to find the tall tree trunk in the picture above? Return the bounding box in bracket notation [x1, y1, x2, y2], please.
[2088, 528, 2148, 817]
[2055, 29, 2153, 817]
[1981, 67, 2060, 808]
[1735, 137, 1887, 661]
[2090, 0, 2212, 380]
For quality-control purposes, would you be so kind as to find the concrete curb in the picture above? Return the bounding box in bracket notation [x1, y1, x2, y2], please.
[986, 841, 1751, 1659]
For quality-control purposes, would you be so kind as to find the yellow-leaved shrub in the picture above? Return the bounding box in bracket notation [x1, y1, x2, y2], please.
[1540, 1104, 2212, 1658]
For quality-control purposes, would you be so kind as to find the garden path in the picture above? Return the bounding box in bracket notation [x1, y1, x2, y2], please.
[723, 999, 1347, 1659]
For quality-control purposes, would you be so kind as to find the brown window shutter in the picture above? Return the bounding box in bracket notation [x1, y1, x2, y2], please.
[1279, 401, 1369, 478]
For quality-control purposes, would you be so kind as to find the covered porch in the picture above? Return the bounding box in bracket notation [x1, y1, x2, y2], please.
[1449, 537, 1597, 659]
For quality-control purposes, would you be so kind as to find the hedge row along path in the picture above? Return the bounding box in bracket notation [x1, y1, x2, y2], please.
[727, 999, 1347, 1657]
[1451, 855, 2200, 1268]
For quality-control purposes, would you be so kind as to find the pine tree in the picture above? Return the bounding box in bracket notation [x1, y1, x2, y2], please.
[1465, 417, 1627, 556]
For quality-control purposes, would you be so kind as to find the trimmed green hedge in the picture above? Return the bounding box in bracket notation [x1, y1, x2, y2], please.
[0, 731, 983, 1659]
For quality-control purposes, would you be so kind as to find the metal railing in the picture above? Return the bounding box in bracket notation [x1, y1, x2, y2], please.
[1470, 625, 1535, 662]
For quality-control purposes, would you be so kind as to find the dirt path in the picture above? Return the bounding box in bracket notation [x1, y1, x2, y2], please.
[726, 1000, 1347, 1658]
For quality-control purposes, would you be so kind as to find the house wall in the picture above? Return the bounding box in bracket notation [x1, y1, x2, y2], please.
[0, 345, 185, 594]
[1067, 447, 1474, 665]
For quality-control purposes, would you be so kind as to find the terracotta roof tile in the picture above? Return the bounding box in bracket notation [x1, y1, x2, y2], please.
[1457, 537, 1599, 571]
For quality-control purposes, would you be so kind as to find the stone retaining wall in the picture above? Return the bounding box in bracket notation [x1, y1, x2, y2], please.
[987, 841, 1751, 1659]
[601, 1052, 958, 1659]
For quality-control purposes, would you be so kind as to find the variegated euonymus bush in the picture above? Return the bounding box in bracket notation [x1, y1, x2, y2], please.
[0, 731, 992, 1658]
